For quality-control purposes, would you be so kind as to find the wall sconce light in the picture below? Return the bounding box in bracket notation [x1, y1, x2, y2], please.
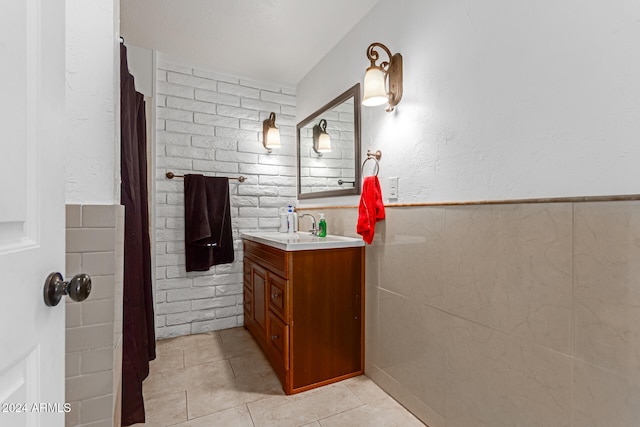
[312, 119, 332, 156]
[362, 42, 403, 112]
[262, 112, 281, 153]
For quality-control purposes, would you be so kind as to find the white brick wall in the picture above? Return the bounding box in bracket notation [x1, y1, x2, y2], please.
[155, 60, 297, 339]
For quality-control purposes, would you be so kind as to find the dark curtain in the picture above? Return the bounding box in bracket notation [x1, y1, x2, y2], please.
[120, 43, 156, 426]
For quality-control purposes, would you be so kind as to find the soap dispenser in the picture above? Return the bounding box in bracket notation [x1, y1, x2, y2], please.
[287, 205, 297, 234]
[318, 213, 327, 237]
[278, 207, 288, 233]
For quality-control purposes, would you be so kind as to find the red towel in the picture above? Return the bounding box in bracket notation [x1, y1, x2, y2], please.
[357, 176, 385, 244]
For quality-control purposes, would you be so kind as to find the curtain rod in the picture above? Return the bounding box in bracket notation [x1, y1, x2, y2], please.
[165, 171, 246, 183]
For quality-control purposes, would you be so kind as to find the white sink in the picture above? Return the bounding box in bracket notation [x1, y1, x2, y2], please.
[241, 231, 364, 251]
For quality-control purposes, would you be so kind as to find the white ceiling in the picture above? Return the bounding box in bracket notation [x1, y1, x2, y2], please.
[120, 0, 379, 85]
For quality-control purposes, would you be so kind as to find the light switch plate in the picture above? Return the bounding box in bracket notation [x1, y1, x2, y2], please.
[389, 177, 398, 198]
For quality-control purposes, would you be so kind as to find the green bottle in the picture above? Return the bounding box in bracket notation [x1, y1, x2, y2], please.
[318, 213, 327, 237]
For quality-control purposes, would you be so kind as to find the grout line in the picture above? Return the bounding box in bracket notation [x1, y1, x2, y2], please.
[228, 356, 240, 378]
[183, 390, 188, 424]
[246, 403, 257, 427]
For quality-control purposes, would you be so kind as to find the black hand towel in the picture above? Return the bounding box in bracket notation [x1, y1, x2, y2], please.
[184, 174, 234, 271]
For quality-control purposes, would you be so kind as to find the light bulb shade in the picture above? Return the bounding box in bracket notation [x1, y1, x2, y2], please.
[363, 42, 403, 111]
[265, 127, 281, 148]
[362, 67, 388, 107]
[312, 119, 331, 154]
[262, 112, 280, 151]
[316, 133, 331, 153]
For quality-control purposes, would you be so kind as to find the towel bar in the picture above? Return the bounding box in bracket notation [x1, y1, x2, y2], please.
[338, 179, 356, 186]
[166, 171, 246, 182]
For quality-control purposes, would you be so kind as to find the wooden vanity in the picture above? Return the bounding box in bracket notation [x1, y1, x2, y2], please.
[241, 231, 365, 394]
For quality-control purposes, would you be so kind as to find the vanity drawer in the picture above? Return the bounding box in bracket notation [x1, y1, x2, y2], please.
[244, 240, 289, 278]
[268, 311, 289, 368]
[268, 273, 288, 321]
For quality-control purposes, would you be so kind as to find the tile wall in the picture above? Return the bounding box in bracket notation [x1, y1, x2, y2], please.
[154, 60, 297, 339]
[302, 200, 640, 427]
[65, 204, 124, 427]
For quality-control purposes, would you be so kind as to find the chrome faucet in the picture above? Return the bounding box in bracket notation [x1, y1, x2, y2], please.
[298, 214, 318, 235]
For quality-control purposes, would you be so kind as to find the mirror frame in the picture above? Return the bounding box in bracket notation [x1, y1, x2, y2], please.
[296, 83, 361, 199]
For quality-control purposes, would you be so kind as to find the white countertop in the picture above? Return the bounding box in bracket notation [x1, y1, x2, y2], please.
[241, 231, 365, 251]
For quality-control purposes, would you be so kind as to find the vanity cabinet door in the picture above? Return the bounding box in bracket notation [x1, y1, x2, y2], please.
[251, 262, 268, 335]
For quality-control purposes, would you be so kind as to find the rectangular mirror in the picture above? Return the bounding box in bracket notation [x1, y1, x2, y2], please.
[297, 84, 361, 199]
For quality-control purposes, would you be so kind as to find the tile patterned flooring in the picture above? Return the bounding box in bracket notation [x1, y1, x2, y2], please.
[133, 327, 425, 427]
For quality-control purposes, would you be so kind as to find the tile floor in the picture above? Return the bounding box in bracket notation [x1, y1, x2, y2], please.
[132, 327, 425, 427]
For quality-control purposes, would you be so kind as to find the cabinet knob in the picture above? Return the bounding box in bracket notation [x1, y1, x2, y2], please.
[271, 334, 279, 340]
[271, 292, 279, 299]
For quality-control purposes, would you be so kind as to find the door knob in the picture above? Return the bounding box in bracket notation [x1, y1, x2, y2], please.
[43, 272, 92, 307]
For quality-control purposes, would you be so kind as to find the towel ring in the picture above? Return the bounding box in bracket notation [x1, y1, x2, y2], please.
[362, 149, 382, 177]
[362, 157, 380, 177]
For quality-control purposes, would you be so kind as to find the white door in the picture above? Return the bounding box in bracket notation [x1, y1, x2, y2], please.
[0, 0, 67, 426]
